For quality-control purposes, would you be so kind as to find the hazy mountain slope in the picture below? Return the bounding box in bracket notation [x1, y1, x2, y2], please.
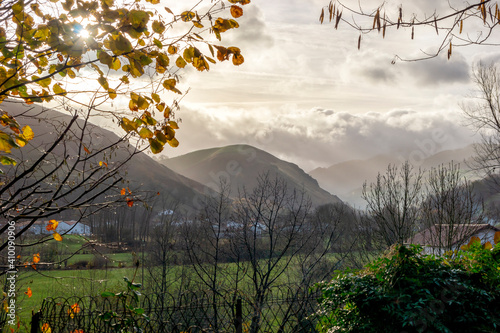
[310, 145, 476, 207]
[3, 101, 212, 210]
[161, 144, 342, 206]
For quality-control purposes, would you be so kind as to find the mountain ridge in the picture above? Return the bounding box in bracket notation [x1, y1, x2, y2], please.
[160, 144, 342, 207]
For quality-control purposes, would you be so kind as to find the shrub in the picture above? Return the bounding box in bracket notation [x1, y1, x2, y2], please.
[316, 242, 500, 332]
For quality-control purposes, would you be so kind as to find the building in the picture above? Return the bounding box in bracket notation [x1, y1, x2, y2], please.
[406, 223, 500, 255]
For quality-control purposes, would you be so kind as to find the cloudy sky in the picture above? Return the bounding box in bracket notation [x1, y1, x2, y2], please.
[159, 0, 500, 171]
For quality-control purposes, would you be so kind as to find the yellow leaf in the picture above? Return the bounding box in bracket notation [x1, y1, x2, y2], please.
[176, 56, 187, 68]
[21, 125, 34, 141]
[53, 232, 63, 241]
[168, 137, 179, 148]
[168, 45, 177, 54]
[151, 93, 161, 103]
[139, 127, 153, 139]
[53, 84, 66, 96]
[181, 11, 195, 22]
[168, 121, 179, 129]
[163, 79, 182, 94]
[108, 89, 117, 99]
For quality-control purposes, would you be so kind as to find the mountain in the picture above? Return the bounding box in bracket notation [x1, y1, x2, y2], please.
[160, 144, 342, 207]
[2, 101, 212, 212]
[310, 145, 476, 207]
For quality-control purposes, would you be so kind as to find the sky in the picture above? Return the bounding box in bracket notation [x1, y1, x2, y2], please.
[159, 0, 500, 171]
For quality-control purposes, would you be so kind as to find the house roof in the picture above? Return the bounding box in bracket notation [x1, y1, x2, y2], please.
[406, 224, 500, 247]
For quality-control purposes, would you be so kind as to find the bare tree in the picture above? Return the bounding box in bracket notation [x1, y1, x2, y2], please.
[233, 172, 313, 333]
[319, 0, 499, 62]
[362, 161, 424, 247]
[419, 162, 485, 254]
[0, 103, 143, 273]
[464, 63, 500, 184]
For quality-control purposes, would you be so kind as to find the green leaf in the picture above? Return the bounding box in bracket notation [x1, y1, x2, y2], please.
[97, 76, 109, 90]
[152, 20, 165, 34]
[98, 51, 113, 66]
[0, 156, 17, 166]
[101, 292, 115, 297]
[149, 138, 164, 153]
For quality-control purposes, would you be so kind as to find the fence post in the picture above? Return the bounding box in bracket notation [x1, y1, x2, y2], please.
[30, 311, 41, 333]
[235, 298, 242, 333]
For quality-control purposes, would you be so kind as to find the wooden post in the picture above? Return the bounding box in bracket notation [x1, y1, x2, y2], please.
[30, 311, 41, 333]
[235, 298, 242, 333]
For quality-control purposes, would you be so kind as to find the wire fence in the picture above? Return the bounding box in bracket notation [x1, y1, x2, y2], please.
[32, 286, 324, 332]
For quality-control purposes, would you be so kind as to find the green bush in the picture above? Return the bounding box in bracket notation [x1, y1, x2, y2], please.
[316, 243, 500, 333]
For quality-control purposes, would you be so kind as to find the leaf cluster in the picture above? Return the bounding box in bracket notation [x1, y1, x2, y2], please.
[316, 243, 500, 332]
[0, 0, 250, 161]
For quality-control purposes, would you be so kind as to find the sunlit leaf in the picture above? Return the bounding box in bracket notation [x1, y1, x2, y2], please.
[46, 220, 59, 231]
[53, 232, 63, 241]
[33, 253, 40, 264]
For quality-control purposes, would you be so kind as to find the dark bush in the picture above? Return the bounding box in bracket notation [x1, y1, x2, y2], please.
[316, 243, 500, 332]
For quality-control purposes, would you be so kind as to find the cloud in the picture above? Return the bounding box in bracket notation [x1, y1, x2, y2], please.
[167, 105, 478, 171]
[403, 53, 470, 86]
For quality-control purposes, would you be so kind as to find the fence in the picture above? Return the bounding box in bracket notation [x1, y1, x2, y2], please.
[31, 286, 324, 332]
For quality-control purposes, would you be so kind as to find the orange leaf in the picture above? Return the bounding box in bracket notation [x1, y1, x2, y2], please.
[46, 220, 58, 231]
[33, 253, 40, 264]
[230, 5, 243, 18]
[468, 236, 481, 246]
[41, 323, 52, 333]
[53, 232, 63, 241]
[83, 146, 90, 154]
[494, 231, 500, 245]
[126, 198, 134, 207]
[25, 287, 32, 298]
[121, 188, 126, 195]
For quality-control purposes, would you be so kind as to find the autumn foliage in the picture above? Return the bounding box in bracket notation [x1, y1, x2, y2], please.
[0, 0, 251, 162]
